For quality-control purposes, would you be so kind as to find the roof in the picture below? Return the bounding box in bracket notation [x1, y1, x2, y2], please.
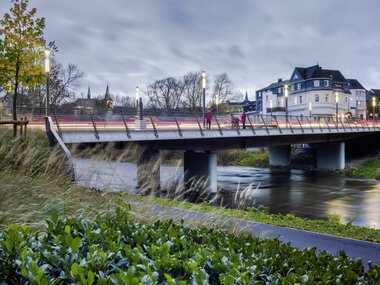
[370, 89, 380, 97]
[347, 79, 366, 90]
[104, 84, 113, 101]
[257, 79, 289, 92]
[294, 64, 347, 82]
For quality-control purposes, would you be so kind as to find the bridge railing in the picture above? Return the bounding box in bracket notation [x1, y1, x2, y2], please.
[14, 107, 380, 136]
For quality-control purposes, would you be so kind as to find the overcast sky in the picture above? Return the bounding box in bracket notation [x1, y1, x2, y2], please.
[2, 0, 380, 100]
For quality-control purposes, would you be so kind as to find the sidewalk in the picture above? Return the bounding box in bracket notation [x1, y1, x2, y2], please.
[132, 202, 380, 267]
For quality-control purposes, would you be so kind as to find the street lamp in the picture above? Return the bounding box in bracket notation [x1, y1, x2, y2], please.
[44, 49, 50, 116]
[270, 99, 273, 119]
[136, 86, 143, 120]
[201, 70, 206, 127]
[335, 91, 339, 124]
[284, 83, 289, 127]
[309, 102, 312, 119]
[372, 96, 376, 121]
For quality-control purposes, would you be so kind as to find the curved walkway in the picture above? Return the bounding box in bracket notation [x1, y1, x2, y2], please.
[132, 202, 380, 268]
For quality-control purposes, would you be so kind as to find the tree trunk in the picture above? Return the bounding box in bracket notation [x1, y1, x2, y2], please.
[13, 59, 20, 137]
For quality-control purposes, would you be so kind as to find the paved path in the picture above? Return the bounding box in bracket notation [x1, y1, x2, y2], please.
[132, 202, 380, 268]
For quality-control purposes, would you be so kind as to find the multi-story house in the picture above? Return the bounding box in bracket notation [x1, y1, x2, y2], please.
[256, 64, 367, 120]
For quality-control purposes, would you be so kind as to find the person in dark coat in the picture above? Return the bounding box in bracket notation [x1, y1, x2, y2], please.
[205, 110, 212, 129]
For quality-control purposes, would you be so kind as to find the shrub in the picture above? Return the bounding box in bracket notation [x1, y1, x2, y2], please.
[1, 210, 379, 284]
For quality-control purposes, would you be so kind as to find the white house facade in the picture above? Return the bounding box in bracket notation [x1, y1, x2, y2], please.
[256, 65, 367, 120]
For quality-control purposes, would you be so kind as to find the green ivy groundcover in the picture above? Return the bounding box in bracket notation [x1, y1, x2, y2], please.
[1, 210, 379, 284]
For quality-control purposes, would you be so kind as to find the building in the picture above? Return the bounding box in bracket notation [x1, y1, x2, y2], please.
[256, 64, 367, 120]
[74, 84, 114, 114]
[227, 92, 256, 113]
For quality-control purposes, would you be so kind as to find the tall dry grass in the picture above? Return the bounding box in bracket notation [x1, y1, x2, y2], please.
[0, 128, 119, 227]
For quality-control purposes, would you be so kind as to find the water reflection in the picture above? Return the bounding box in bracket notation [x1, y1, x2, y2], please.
[74, 158, 380, 229]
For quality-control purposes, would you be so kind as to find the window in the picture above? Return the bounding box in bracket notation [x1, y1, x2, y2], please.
[297, 83, 301, 90]
[314, 80, 320, 87]
[291, 85, 294, 91]
[265, 95, 268, 102]
[315, 94, 320, 102]
[324, 80, 329, 87]
[294, 96, 297, 104]
[299, 96, 303, 104]
[325, 94, 329, 102]
[278, 87, 282, 93]
[345, 97, 348, 103]
[294, 74, 298, 79]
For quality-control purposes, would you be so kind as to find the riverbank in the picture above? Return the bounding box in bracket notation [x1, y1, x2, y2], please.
[1, 129, 380, 241]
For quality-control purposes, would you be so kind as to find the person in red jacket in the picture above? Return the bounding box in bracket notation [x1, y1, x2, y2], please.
[205, 110, 212, 129]
[241, 111, 247, 129]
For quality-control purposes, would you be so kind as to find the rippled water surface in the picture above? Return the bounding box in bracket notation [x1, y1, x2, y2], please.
[74, 158, 380, 228]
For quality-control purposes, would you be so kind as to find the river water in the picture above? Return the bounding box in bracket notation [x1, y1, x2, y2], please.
[74, 158, 380, 229]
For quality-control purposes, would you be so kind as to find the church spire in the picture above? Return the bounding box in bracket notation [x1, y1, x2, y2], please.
[104, 83, 112, 101]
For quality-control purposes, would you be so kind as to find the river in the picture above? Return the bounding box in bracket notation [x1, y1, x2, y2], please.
[74, 158, 380, 229]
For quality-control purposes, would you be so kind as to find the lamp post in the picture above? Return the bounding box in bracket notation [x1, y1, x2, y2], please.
[215, 93, 219, 116]
[372, 96, 376, 121]
[135, 86, 146, 130]
[201, 70, 206, 127]
[309, 102, 312, 119]
[44, 49, 50, 116]
[284, 83, 289, 127]
[335, 91, 339, 124]
[136, 86, 143, 120]
[270, 99, 273, 119]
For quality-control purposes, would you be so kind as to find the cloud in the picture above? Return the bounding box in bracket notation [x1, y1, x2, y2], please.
[1, 0, 380, 100]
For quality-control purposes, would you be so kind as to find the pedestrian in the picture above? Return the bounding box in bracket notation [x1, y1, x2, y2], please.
[205, 110, 212, 129]
[240, 111, 246, 129]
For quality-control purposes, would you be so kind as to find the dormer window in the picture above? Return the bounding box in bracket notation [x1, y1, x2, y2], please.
[314, 80, 320, 87]
[291, 85, 294, 91]
[297, 83, 301, 90]
[324, 80, 329, 87]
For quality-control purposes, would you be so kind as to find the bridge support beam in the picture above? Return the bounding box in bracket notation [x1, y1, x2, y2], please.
[137, 146, 160, 195]
[269, 145, 291, 168]
[184, 151, 217, 201]
[316, 142, 345, 170]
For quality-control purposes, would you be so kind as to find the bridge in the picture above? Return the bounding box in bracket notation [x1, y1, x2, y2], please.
[37, 109, 380, 194]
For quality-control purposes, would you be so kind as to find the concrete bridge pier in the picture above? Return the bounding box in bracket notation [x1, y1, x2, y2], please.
[184, 151, 217, 201]
[316, 142, 345, 170]
[136, 146, 160, 195]
[269, 145, 291, 168]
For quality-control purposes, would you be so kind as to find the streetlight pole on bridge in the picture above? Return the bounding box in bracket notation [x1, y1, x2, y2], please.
[44, 49, 50, 116]
[202, 70, 206, 127]
[284, 83, 289, 127]
[335, 91, 339, 124]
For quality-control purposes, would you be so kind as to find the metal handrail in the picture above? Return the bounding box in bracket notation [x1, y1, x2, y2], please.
[214, 115, 224, 135]
[246, 114, 256, 134]
[87, 110, 99, 139]
[260, 115, 269, 134]
[323, 117, 331, 132]
[52, 110, 63, 138]
[148, 114, 158, 138]
[119, 110, 131, 139]
[172, 113, 183, 137]
[272, 116, 282, 134]
[306, 117, 314, 133]
[296, 116, 304, 133]
[193, 113, 204, 136]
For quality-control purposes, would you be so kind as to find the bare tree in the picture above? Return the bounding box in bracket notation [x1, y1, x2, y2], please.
[113, 94, 133, 107]
[212, 73, 238, 105]
[147, 77, 183, 110]
[182, 71, 202, 112]
[49, 63, 86, 106]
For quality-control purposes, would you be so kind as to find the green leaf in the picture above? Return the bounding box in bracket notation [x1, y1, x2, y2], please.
[70, 237, 82, 252]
